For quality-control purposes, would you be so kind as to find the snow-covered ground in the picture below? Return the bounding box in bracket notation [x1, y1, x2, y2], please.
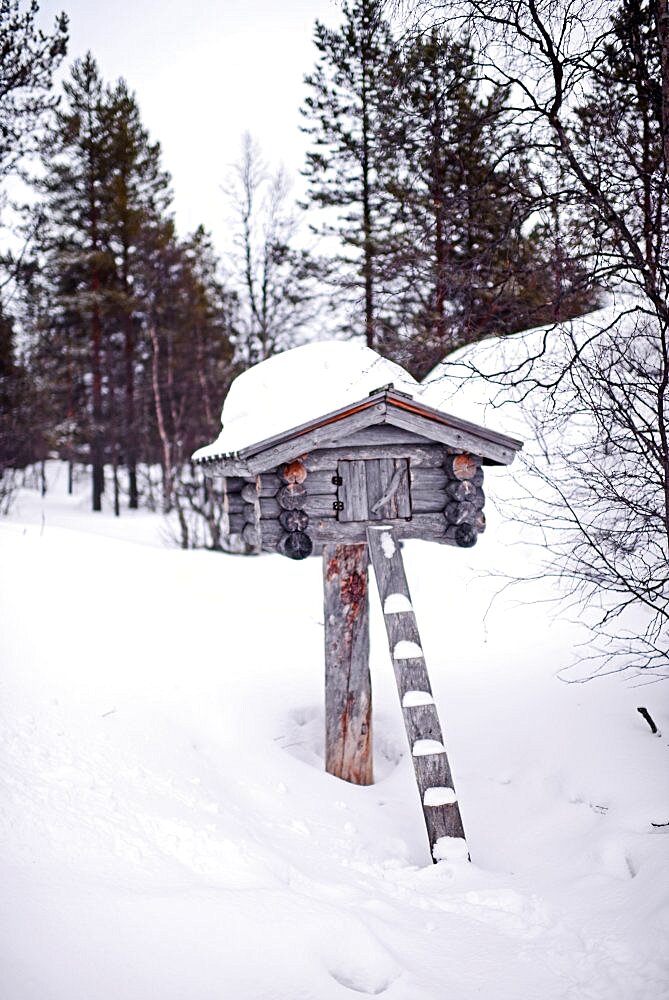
[2, 458, 667, 1000]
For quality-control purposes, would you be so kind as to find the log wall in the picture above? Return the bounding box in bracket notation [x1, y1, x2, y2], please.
[219, 443, 487, 557]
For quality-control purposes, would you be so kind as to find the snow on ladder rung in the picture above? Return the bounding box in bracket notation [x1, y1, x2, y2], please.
[393, 640, 423, 660]
[423, 787, 458, 806]
[412, 739, 446, 756]
[402, 690, 434, 708]
[383, 593, 413, 614]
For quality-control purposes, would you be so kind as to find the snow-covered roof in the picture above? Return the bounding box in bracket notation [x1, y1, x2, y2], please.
[194, 341, 419, 461]
[192, 340, 522, 473]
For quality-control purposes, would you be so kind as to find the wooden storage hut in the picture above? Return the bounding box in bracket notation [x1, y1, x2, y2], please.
[193, 383, 522, 557]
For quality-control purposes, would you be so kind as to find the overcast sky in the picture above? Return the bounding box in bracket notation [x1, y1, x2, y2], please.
[38, 0, 342, 249]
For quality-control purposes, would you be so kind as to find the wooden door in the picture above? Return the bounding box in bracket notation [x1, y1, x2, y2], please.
[337, 458, 411, 522]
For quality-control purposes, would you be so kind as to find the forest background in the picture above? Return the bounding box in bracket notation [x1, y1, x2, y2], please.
[1, 0, 668, 671]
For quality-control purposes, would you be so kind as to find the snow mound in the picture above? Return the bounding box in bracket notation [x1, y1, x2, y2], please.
[193, 340, 419, 459]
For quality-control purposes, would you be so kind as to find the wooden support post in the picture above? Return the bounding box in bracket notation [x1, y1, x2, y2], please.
[366, 525, 467, 862]
[323, 543, 373, 785]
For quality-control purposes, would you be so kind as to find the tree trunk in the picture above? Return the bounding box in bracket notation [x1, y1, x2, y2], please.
[148, 321, 173, 513]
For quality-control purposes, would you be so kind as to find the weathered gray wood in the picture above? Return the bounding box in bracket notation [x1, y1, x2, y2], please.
[367, 458, 411, 519]
[333, 425, 434, 447]
[278, 508, 309, 532]
[199, 456, 253, 478]
[245, 476, 262, 552]
[197, 387, 521, 476]
[256, 473, 281, 496]
[241, 523, 259, 547]
[323, 544, 373, 785]
[226, 494, 249, 514]
[248, 513, 461, 548]
[277, 531, 313, 559]
[243, 404, 388, 474]
[241, 482, 260, 504]
[227, 512, 246, 534]
[473, 510, 486, 533]
[339, 460, 369, 521]
[366, 525, 466, 860]
[411, 491, 448, 513]
[223, 476, 245, 493]
[444, 523, 478, 547]
[444, 501, 478, 525]
[305, 443, 447, 470]
[221, 478, 232, 537]
[256, 470, 335, 497]
[258, 464, 450, 502]
[230, 508, 485, 554]
[410, 467, 448, 490]
[257, 496, 338, 519]
[277, 483, 307, 510]
[387, 406, 517, 465]
[446, 480, 478, 503]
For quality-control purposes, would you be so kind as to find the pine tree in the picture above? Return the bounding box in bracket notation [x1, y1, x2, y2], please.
[0, 0, 68, 181]
[102, 77, 172, 508]
[573, 0, 664, 281]
[301, 0, 400, 349]
[385, 28, 593, 377]
[39, 53, 114, 510]
[37, 55, 174, 511]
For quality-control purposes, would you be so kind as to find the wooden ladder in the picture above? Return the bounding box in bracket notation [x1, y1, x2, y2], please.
[366, 525, 468, 862]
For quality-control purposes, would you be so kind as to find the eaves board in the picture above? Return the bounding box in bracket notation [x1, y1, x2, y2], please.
[384, 390, 523, 465]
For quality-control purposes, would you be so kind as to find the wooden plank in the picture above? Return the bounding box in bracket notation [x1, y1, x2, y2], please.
[257, 496, 338, 518]
[366, 525, 467, 861]
[410, 467, 447, 490]
[199, 456, 253, 478]
[256, 469, 337, 497]
[223, 476, 245, 493]
[388, 459, 411, 518]
[339, 460, 368, 521]
[221, 478, 231, 537]
[323, 543, 373, 785]
[250, 476, 262, 553]
[228, 512, 246, 534]
[305, 443, 447, 470]
[387, 407, 517, 465]
[244, 404, 387, 474]
[333, 425, 434, 446]
[226, 494, 246, 515]
[386, 389, 523, 454]
[411, 490, 448, 513]
[255, 513, 457, 548]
